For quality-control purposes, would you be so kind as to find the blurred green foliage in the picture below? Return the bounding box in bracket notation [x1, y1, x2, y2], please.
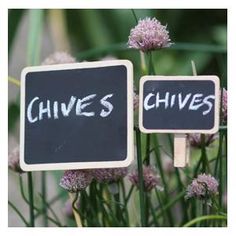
[8, 103, 20, 131]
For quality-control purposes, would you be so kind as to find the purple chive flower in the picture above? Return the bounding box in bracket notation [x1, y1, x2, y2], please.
[8, 146, 24, 174]
[60, 170, 93, 192]
[221, 88, 227, 123]
[92, 168, 128, 183]
[41, 51, 76, 65]
[129, 166, 163, 192]
[128, 17, 172, 52]
[188, 133, 218, 148]
[185, 173, 219, 200]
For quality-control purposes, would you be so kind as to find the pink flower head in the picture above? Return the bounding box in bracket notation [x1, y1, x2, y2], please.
[60, 170, 93, 192]
[92, 168, 128, 183]
[129, 166, 163, 192]
[41, 51, 76, 65]
[8, 146, 24, 174]
[185, 173, 219, 199]
[128, 17, 172, 52]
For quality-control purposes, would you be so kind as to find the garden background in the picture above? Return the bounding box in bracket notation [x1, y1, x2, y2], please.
[8, 9, 227, 227]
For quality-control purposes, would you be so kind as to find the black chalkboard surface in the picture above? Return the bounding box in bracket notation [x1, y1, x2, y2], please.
[20, 60, 133, 171]
[139, 76, 219, 134]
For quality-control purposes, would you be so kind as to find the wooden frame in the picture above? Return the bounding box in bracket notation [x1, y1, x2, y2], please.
[139, 75, 220, 134]
[20, 60, 134, 171]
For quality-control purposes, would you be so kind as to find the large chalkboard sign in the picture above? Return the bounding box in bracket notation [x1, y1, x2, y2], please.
[20, 60, 133, 171]
[139, 76, 219, 134]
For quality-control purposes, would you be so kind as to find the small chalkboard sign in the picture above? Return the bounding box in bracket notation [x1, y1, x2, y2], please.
[20, 60, 133, 171]
[139, 76, 220, 134]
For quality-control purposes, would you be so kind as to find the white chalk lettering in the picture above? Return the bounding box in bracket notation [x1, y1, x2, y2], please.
[27, 96, 39, 123]
[170, 94, 176, 108]
[61, 96, 76, 117]
[178, 93, 192, 110]
[156, 92, 170, 109]
[26, 93, 116, 124]
[39, 100, 51, 120]
[202, 95, 215, 115]
[53, 101, 59, 119]
[144, 93, 155, 110]
[189, 94, 204, 111]
[100, 94, 114, 117]
[143, 92, 215, 115]
[76, 94, 96, 117]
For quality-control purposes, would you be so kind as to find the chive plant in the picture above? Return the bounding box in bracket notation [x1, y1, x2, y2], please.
[8, 9, 227, 227]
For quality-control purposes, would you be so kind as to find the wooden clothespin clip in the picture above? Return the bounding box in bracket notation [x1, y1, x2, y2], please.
[174, 134, 190, 167]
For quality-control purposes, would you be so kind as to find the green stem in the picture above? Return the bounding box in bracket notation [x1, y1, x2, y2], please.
[34, 191, 65, 218]
[131, 9, 138, 24]
[156, 191, 186, 218]
[144, 52, 154, 167]
[44, 216, 63, 227]
[102, 201, 121, 226]
[194, 157, 203, 177]
[20, 175, 62, 226]
[114, 187, 123, 224]
[38, 193, 62, 226]
[8, 201, 29, 226]
[72, 192, 84, 226]
[152, 134, 174, 226]
[183, 214, 227, 227]
[217, 88, 225, 210]
[145, 134, 150, 165]
[89, 182, 100, 226]
[145, 193, 150, 226]
[200, 134, 206, 173]
[154, 191, 186, 227]
[80, 191, 87, 226]
[27, 172, 35, 227]
[27, 9, 43, 66]
[100, 186, 122, 227]
[19, 175, 30, 204]
[98, 184, 106, 226]
[149, 198, 159, 226]
[41, 172, 48, 226]
[19, 175, 41, 213]
[167, 134, 188, 223]
[135, 127, 146, 226]
[218, 131, 224, 209]
[190, 198, 196, 223]
[201, 200, 208, 226]
[155, 190, 166, 225]
[81, 190, 100, 226]
[125, 185, 134, 204]
[121, 180, 130, 225]
[200, 134, 210, 173]
[148, 52, 156, 75]
[224, 129, 227, 211]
